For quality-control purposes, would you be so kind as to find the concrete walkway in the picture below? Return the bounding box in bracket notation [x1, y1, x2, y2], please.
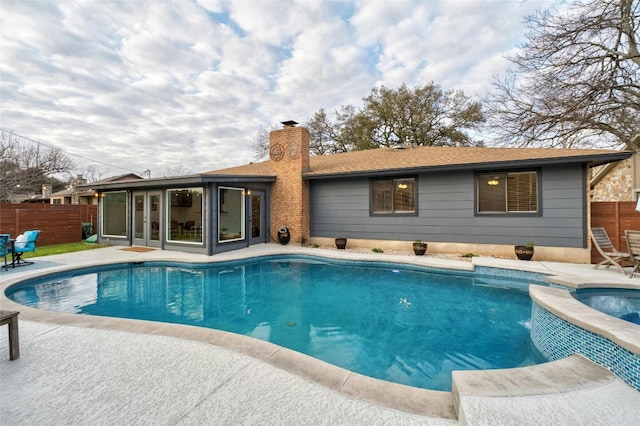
[2, 321, 452, 425]
[1, 244, 639, 425]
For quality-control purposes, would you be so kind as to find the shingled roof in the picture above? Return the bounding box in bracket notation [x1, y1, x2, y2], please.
[204, 145, 630, 179]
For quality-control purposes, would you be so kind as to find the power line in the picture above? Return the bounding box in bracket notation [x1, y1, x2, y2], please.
[0, 128, 144, 175]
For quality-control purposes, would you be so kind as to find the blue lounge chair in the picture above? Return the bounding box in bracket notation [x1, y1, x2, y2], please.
[0, 234, 10, 270]
[13, 230, 40, 267]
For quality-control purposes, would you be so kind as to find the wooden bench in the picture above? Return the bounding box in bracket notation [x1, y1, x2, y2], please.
[0, 310, 20, 360]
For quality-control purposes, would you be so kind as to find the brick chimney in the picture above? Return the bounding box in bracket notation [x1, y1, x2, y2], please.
[269, 121, 310, 244]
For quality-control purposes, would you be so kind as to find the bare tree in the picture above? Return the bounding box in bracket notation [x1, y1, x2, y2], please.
[76, 165, 110, 183]
[0, 130, 75, 202]
[160, 166, 193, 177]
[252, 123, 281, 162]
[487, 0, 640, 149]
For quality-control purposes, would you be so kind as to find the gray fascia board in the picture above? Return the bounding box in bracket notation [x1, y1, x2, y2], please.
[303, 151, 632, 180]
[83, 174, 275, 191]
[204, 175, 276, 183]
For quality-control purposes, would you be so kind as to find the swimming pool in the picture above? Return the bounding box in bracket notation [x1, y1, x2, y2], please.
[5, 255, 549, 391]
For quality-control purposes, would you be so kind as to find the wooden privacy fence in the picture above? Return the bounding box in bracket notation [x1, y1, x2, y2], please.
[591, 201, 640, 264]
[0, 204, 98, 246]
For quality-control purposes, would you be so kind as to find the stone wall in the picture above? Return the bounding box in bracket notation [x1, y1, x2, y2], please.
[591, 158, 633, 201]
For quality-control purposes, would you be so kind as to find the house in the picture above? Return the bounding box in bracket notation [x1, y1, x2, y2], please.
[84, 121, 631, 263]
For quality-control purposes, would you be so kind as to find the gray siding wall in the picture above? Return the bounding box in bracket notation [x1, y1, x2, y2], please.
[309, 164, 586, 248]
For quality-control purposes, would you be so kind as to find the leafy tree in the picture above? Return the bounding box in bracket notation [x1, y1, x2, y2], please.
[253, 83, 484, 160]
[305, 106, 375, 154]
[316, 83, 485, 151]
[0, 130, 75, 202]
[306, 108, 349, 155]
[487, 0, 640, 149]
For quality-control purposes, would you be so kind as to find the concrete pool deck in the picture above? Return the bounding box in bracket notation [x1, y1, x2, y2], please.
[1, 244, 639, 425]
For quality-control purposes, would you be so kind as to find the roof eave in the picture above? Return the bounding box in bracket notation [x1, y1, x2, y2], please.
[81, 174, 276, 191]
[303, 152, 633, 180]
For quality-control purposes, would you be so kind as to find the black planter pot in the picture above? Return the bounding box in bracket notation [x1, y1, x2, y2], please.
[335, 238, 347, 249]
[515, 246, 534, 261]
[277, 226, 290, 245]
[413, 242, 427, 256]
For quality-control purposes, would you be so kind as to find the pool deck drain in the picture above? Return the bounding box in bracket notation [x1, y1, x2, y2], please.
[1, 244, 639, 425]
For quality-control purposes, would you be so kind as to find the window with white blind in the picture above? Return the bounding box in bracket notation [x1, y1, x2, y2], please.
[477, 171, 538, 214]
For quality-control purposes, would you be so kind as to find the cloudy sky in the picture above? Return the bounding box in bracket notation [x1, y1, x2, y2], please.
[1, 0, 555, 179]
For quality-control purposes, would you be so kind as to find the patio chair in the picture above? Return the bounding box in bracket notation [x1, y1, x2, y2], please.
[170, 220, 180, 237]
[589, 227, 629, 275]
[13, 230, 40, 267]
[624, 230, 640, 278]
[0, 234, 10, 270]
[184, 220, 195, 235]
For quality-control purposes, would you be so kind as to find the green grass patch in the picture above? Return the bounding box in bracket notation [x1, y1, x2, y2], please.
[13, 241, 110, 259]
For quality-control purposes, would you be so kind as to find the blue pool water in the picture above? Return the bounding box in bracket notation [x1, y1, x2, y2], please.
[572, 288, 640, 325]
[6, 255, 548, 391]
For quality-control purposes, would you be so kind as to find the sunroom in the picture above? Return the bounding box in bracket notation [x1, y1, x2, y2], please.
[87, 174, 274, 255]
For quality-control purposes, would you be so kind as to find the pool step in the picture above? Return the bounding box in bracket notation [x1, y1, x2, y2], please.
[452, 355, 640, 425]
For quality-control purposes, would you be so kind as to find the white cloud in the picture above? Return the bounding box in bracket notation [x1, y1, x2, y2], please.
[0, 0, 554, 177]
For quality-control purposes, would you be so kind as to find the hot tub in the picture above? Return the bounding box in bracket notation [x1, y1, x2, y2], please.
[572, 288, 640, 325]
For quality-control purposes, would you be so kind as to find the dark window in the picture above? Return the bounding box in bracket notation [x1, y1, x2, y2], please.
[167, 188, 203, 243]
[477, 171, 538, 214]
[372, 177, 416, 214]
[102, 191, 128, 236]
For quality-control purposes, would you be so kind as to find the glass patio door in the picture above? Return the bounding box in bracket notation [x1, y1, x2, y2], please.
[133, 191, 162, 247]
[249, 190, 266, 245]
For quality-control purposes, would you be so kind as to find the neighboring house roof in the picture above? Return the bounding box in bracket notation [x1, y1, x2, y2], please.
[53, 174, 143, 197]
[92, 173, 144, 184]
[205, 146, 632, 179]
[50, 188, 95, 197]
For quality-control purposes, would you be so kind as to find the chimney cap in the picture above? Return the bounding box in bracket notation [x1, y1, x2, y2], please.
[281, 120, 298, 128]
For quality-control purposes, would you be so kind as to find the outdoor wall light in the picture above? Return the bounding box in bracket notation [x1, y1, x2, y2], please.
[488, 179, 500, 186]
[398, 183, 408, 189]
